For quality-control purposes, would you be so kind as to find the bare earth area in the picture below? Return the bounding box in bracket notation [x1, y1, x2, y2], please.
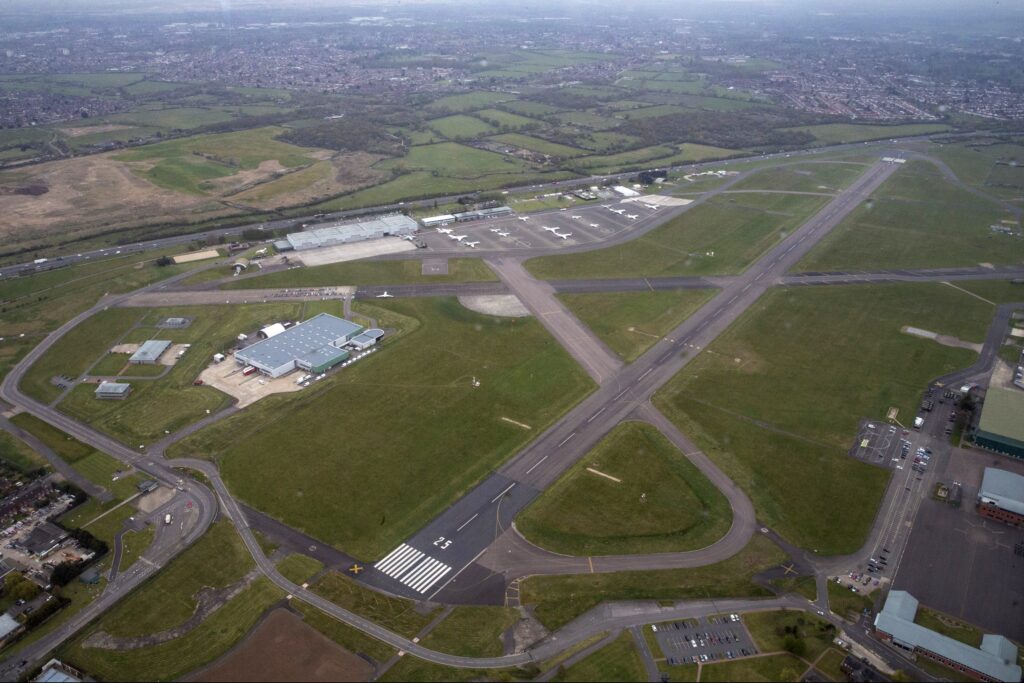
[458, 294, 531, 317]
[187, 608, 374, 682]
[58, 123, 136, 138]
[198, 358, 303, 409]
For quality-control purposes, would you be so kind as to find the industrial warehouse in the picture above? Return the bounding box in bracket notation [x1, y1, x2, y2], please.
[874, 592, 1021, 682]
[234, 313, 384, 378]
[974, 387, 1024, 459]
[976, 467, 1024, 527]
[420, 206, 513, 227]
[276, 214, 418, 251]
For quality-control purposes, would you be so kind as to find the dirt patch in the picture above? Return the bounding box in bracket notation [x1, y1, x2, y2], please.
[110, 343, 140, 354]
[136, 485, 175, 514]
[160, 343, 191, 366]
[233, 151, 387, 210]
[458, 295, 530, 318]
[204, 159, 288, 196]
[187, 608, 374, 682]
[59, 123, 136, 138]
[198, 359, 304, 409]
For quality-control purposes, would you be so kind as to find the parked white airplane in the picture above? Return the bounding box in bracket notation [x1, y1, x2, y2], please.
[571, 215, 582, 219]
[376, 291, 394, 298]
[436, 227, 453, 234]
[612, 208, 626, 215]
[496, 231, 510, 237]
[542, 226, 559, 233]
[401, 235, 416, 241]
[589, 223, 600, 228]
[626, 214, 638, 220]
[553, 232, 572, 240]
[489, 228, 502, 233]
[449, 234, 468, 241]
[465, 241, 480, 248]
[601, 205, 613, 209]
[649, 205, 660, 210]
[517, 216, 530, 221]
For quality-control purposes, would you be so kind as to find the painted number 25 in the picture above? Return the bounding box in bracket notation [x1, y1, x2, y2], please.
[433, 536, 452, 550]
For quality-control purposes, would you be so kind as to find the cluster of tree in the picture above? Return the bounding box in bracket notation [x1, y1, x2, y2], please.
[3, 573, 41, 604]
[21, 595, 69, 630]
[279, 116, 405, 156]
[618, 107, 820, 150]
[49, 528, 107, 587]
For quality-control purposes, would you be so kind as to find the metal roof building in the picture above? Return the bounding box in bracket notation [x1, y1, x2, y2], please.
[348, 328, 385, 351]
[975, 387, 1024, 459]
[129, 340, 171, 364]
[235, 313, 363, 378]
[977, 467, 1024, 527]
[874, 591, 1021, 682]
[286, 214, 417, 251]
[94, 381, 131, 400]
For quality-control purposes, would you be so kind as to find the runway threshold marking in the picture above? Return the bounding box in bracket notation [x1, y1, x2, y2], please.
[525, 455, 549, 474]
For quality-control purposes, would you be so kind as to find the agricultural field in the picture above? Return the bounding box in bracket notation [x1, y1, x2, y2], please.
[557, 289, 717, 362]
[415, 606, 520, 658]
[488, 133, 587, 158]
[56, 303, 303, 445]
[224, 258, 497, 288]
[473, 109, 541, 131]
[168, 297, 594, 559]
[789, 123, 951, 145]
[570, 145, 676, 172]
[526, 193, 830, 280]
[427, 91, 518, 113]
[795, 160, 1023, 271]
[516, 422, 732, 555]
[426, 114, 498, 140]
[499, 100, 564, 117]
[520, 534, 784, 632]
[378, 142, 535, 178]
[654, 283, 999, 554]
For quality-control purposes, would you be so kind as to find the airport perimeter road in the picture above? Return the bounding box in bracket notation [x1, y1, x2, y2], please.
[362, 161, 899, 601]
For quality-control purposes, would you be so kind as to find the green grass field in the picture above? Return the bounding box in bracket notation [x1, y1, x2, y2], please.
[311, 571, 439, 638]
[474, 109, 541, 130]
[571, 145, 676, 172]
[57, 303, 302, 446]
[499, 100, 564, 117]
[552, 632, 646, 682]
[744, 610, 836, 661]
[419, 606, 520, 658]
[9, 413, 95, 463]
[223, 258, 496, 289]
[276, 554, 325, 585]
[557, 289, 717, 361]
[0, 431, 47, 473]
[520, 534, 784, 632]
[427, 114, 498, 140]
[654, 283, 998, 554]
[815, 648, 848, 682]
[105, 107, 238, 131]
[117, 525, 155, 573]
[63, 578, 282, 683]
[169, 297, 594, 559]
[700, 654, 807, 682]
[517, 422, 732, 555]
[380, 142, 535, 178]
[292, 601, 395, 664]
[929, 139, 1024, 201]
[789, 123, 951, 145]
[731, 162, 869, 193]
[526, 193, 830, 280]
[827, 582, 875, 620]
[20, 307, 146, 404]
[489, 133, 586, 157]
[427, 92, 517, 113]
[795, 161, 1022, 272]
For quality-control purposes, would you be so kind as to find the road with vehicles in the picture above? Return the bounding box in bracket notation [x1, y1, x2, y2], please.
[0, 148, 1016, 679]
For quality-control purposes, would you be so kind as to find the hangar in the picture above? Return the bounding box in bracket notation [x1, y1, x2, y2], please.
[129, 340, 171, 364]
[284, 214, 417, 251]
[976, 467, 1024, 527]
[234, 313, 363, 378]
[974, 387, 1024, 459]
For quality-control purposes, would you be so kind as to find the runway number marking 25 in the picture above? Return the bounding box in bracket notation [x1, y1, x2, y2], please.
[433, 536, 452, 550]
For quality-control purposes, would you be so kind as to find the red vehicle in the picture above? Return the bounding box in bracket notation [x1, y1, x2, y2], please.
[242, 365, 257, 376]
[192, 379, 204, 386]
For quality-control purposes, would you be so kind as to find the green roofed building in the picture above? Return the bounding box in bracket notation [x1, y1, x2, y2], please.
[974, 387, 1024, 459]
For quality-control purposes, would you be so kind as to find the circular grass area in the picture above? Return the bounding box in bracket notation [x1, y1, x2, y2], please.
[516, 421, 732, 556]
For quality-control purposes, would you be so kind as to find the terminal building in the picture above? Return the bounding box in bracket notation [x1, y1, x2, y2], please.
[234, 313, 364, 378]
[974, 387, 1024, 459]
[420, 206, 513, 227]
[976, 467, 1024, 527]
[129, 340, 171, 365]
[280, 214, 417, 251]
[874, 591, 1021, 682]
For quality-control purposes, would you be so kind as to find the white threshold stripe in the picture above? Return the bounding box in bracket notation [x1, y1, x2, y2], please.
[397, 558, 436, 586]
[387, 549, 426, 578]
[374, 544, 408, 569]
[414, 565, 452, 593]
[406, 559, 447, 590]
[375, 544, 421, 574]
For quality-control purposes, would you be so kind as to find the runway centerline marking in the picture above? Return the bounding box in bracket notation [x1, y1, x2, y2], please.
[490, 483, 516, 503]
[525, 455, 549, 474]
[456, 513, 479, 532]
[586, 407, 606, 423]
[558, 432, 577, 447]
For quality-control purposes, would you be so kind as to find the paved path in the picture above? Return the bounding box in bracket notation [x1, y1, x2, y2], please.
[0, 414, 110, 501]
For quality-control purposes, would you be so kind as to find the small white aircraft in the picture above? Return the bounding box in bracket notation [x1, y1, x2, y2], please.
[601, 205, 613, 209]
[517, 216, 530, 222]
[589, 223, 600, 228]
[449, 234, 468, 242]
[436, 227, 453, 234]
[489, 228, 502, 233]
[496, 231, 510, 237]
[626, 214, 638, 220]
[649, 205, 660, 210]
[376, 291, 394, 298]
[571, 215, 582, 219]
[401, 235, 416, 241]
[542, 226, 559, 233]
[553, 232, 572, 240]
[465, 241, 480, 248]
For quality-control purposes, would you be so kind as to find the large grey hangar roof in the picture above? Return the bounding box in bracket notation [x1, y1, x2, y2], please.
[286, 214, 417, 251]
[129, 340, 171, 363]
[979, 467, 1024, 517]
[236, 313, 363, 370]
